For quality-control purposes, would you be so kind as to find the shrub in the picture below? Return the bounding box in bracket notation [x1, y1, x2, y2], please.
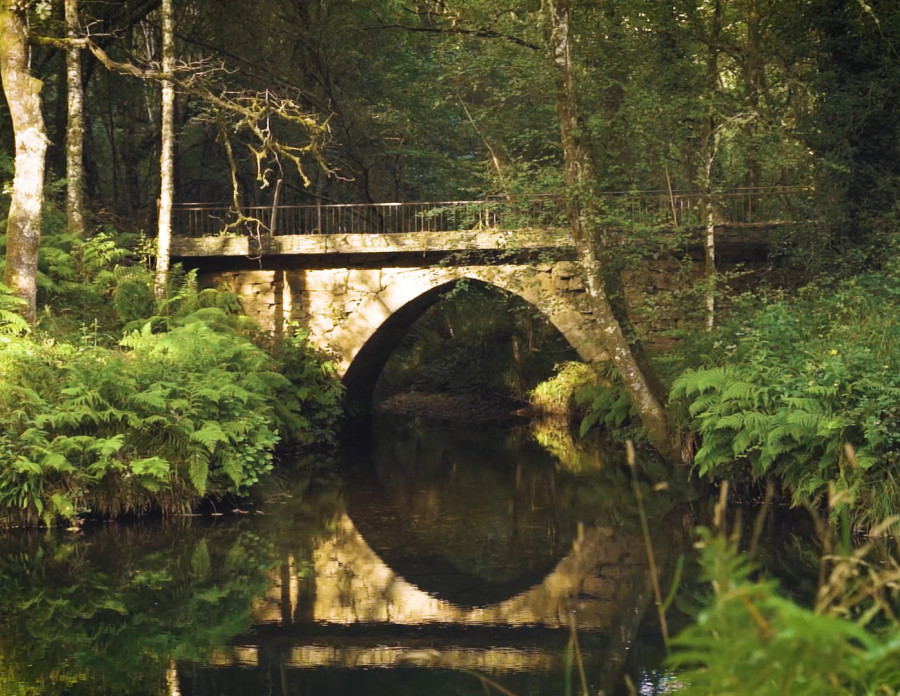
[0, 312, 288, 522]
[0, 233, 345, 524]
[670, 265, 900, 526]
[529, 361, 596, 415]
[270, 326, 344, 446]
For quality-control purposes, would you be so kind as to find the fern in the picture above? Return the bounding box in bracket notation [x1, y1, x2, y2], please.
[188, 454, 210, 496]
[0, 283, 28, 337]
[0, 237, 342, 523]
[190, 422, 229, 452]
[670, 529, 900, 696]
[670, 267, 900, 527]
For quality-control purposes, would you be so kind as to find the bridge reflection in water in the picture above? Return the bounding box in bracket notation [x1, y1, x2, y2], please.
[198, 421, 683, 689]
[0, 420, 689, 696]
[219, 514, 652, 672]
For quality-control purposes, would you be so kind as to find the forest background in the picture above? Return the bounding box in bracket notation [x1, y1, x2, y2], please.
[2, 0, 900, 693]
[1, 0, 897, 522]
[0, 0, 900, 523]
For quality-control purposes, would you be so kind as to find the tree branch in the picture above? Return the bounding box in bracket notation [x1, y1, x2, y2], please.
[33, 32, 330, 193]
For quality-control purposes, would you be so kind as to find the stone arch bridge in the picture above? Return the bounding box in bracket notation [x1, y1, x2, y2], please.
[171, 189, 808, 406]
[173, 225, 602, 407]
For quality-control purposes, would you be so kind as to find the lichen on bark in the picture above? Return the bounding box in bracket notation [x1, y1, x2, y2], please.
[0, 0, 48, 324]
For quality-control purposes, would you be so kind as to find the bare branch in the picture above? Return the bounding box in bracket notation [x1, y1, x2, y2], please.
[34, 32, 330, 194]
[365, 5, 539, 51]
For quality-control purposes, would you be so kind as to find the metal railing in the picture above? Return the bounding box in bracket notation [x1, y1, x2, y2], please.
[601, 186, 814, 228]
[173, 186, 813, 238]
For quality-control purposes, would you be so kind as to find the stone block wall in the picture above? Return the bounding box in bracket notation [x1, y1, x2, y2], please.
[201, 248, 766, 384]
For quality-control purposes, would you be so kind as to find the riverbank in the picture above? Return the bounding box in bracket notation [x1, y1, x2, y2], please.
[376, 390, 530, 422]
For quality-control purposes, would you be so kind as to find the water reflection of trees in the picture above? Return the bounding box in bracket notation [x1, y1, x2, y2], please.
[0, 473, 342, 696]
[0, 522, 275, 694]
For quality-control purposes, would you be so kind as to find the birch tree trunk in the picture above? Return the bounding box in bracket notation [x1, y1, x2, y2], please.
[700, 0, 722, 332]
[546, 0, 676, 463]
[0, 0, 48, 324]
[65, 0, 85, 236]
[701, 159, 717, 331]
[155, 0, 175, 297]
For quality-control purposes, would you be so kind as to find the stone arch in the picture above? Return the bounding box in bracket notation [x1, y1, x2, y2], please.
[318, 264, 607, 410]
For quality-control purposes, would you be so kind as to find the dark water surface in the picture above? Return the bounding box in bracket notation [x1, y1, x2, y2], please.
[0, 417, 696, 695]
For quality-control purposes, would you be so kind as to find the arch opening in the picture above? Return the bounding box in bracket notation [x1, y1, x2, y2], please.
[342, 277, 579, 416]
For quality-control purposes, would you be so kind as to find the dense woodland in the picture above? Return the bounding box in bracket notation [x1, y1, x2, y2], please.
[3, 0, 900, 692]
[1, 0, 895, 515]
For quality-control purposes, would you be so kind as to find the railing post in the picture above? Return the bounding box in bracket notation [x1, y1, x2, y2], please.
[269, 179, 283, 236]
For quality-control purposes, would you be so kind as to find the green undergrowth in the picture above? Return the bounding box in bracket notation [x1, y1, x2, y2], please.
[529, 359, 639, 441]
[670, 260, 900, 527]
[669, 500, 900, 696]
[0, 227, 343, 525]
[528, 361, 596, 415]
[531, 255, 900, 528]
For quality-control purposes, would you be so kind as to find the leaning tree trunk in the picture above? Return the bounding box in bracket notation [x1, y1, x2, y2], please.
[155, 0, 175, 297]
[65, 0, 85, 236]
[546, 0, 677, 462]
[0, 0, 48, 324]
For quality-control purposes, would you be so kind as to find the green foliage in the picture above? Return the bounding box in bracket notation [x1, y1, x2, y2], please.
[669, 527, 900, 695]
[0, 315, 286, 521]
[529, 361, 596, 415]
[670, 264, 900, 525]
[576, 362, 638, 437]
[803, 0, 900, 250]
[0, 230, 343, 524]
[34, 226, 144, 338]
[0, 283, 29, 337]
[0, 522, 278, 694]
[270, 326, 344, 446]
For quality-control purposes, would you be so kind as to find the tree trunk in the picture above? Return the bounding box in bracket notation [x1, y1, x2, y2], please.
[0, 0, 48, 324]
[743, 0, 763, 188]
[65, 0, 85, 236]
[155, 0, 174, 297]
[700, 0, 722, 332]
[546, 0, 677, 463]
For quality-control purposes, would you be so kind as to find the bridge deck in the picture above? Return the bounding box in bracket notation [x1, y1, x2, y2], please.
[171, 228, 571, 258]
[171, 186, 813, 258]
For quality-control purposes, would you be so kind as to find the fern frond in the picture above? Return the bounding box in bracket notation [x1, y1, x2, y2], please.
[720, 380, 762, 404]
[188, 453, 210, 495]
[190, 421, 229, 452]
[671, 367, 732, 397]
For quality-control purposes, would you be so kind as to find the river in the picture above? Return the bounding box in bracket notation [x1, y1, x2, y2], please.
[0, 415, 713, 695]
